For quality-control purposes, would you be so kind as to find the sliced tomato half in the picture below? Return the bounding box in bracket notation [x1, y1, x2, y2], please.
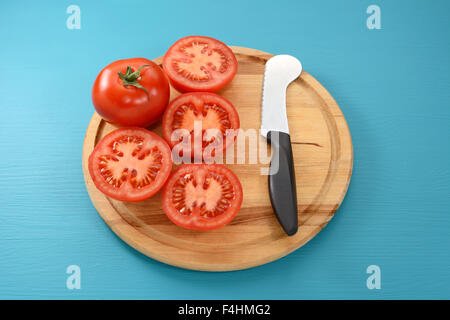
[163, 36, 238, 93]
[162, 92, 240, 160]
[88, 127, 173, 202]
[162, 164, 243, 230]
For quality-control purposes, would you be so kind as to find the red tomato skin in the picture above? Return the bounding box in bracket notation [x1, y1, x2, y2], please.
[166, 74, 236, 94]
[161, 92, 240, 160]
[88, 127, 173, 202]
[162, 164, 243, 231]
[163, 36, 238, 93]
[92, 58, 170, 127]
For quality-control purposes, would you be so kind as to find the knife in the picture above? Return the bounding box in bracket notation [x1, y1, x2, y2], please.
[260, 55, 302, 236]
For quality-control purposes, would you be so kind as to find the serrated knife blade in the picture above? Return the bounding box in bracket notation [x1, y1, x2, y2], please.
[260, 55, 302, 137]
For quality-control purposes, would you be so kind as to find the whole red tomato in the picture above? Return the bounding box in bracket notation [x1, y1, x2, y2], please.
[92, 58, 170, 127]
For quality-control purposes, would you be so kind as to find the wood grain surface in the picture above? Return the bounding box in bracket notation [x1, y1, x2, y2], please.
[82, 46, 353, 271]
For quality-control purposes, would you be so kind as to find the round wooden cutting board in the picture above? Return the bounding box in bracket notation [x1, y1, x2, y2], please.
[82, 47, 353, 271]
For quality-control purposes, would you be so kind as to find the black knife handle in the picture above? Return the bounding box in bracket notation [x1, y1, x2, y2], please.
[267, 131, 298, 236]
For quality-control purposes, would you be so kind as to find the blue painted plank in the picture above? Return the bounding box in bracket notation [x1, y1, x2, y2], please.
[0, 0, 449, 299]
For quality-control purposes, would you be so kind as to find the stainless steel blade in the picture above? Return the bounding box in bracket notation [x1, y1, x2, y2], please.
[260, 55, 302, 138]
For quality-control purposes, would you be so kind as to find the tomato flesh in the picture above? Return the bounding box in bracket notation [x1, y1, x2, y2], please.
[163, 36, 238, 93]
[162, 92, 240, 160]
[88, 127, 172, 202]
[162, 164, 243, 230]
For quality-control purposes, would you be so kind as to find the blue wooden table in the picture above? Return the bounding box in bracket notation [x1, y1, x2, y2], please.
[1, 0, 449, 299]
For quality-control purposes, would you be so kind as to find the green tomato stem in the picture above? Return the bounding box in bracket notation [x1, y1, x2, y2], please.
[118, 64, 153, 94]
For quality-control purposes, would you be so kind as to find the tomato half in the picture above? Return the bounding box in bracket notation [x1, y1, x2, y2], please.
[88, 127, 173, 202]
[162, 164, 243, 230]
[92, 58, 170, 127]
[162, 92, 240, 160]
[163, 36, 238, 93]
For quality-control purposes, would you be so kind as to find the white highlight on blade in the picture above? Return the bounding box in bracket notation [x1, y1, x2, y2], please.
[260, 55, 302, 138]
